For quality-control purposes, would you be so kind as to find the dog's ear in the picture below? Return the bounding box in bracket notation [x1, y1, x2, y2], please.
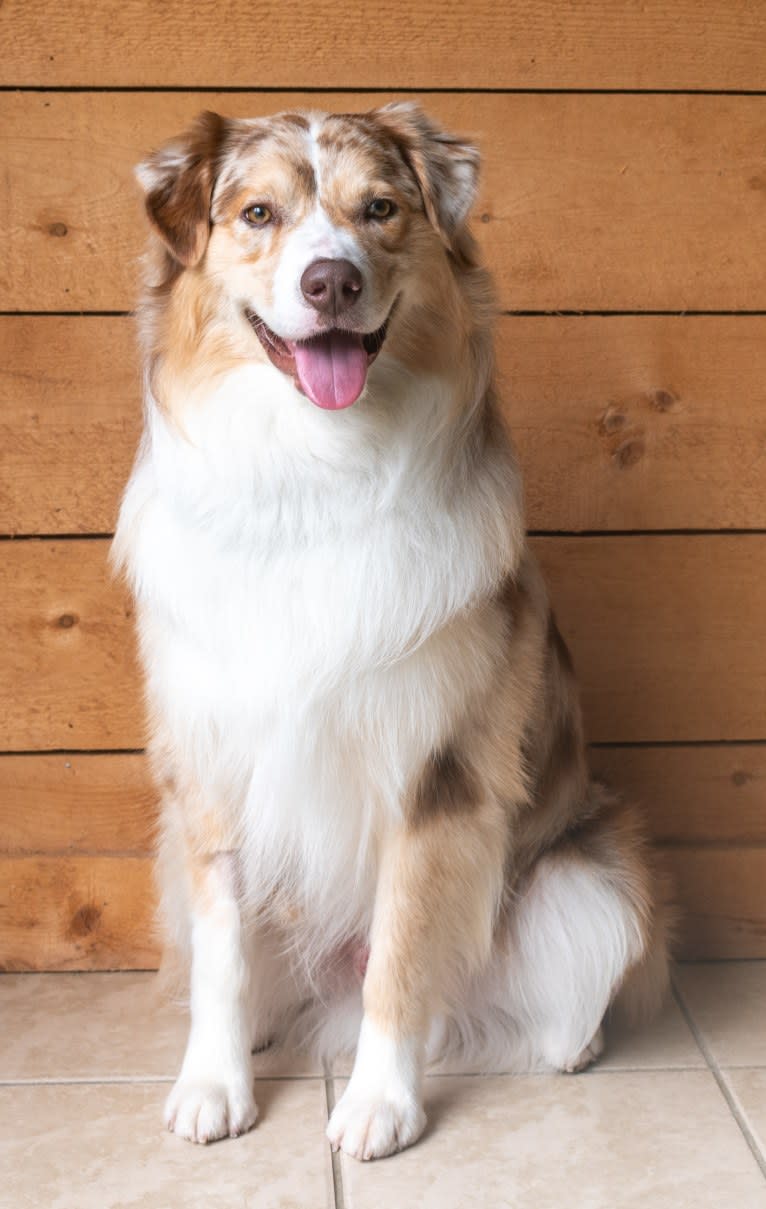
[370, 101, 480, 250]
[135, 111, 230, 267]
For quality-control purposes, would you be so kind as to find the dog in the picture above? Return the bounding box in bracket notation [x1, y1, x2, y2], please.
[113, 102, 671, 1161]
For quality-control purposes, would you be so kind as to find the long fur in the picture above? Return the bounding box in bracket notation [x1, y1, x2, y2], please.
[114, 103, 671, 1153]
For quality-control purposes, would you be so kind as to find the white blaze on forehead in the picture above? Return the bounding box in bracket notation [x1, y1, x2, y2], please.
[267, 120, 369, 340]
[307, 116, 324, 193]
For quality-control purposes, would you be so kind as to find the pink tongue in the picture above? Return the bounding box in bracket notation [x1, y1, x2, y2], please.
[292, 331, 369, 410]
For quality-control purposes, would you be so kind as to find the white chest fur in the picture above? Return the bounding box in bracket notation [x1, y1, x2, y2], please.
[115, 363, 520, 927]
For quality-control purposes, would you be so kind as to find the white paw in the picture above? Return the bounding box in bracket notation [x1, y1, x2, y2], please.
[561, 1026, 605, 1074]
[164, 1076, 258, 1144]
[327, 1086, 426, 1161]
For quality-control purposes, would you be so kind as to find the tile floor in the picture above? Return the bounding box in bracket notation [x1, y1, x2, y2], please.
[1, 964, 765, 1208]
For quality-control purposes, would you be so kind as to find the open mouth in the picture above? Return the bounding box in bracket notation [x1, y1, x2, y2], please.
[245, 307, 393, 411]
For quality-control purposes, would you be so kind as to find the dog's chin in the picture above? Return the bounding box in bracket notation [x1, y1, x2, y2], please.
[245, 308, 393, 410]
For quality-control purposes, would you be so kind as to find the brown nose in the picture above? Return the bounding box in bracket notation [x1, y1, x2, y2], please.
[300, 258, 363, 317]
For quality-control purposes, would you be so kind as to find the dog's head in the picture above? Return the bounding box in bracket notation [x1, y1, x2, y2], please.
[136, 104, 480, 410]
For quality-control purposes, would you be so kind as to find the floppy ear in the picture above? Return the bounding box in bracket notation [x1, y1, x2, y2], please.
[370, 101, 480, 250]
[135, 111, 229, 267]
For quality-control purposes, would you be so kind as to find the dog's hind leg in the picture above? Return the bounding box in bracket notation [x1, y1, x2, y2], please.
[486, 803, 666, 1073]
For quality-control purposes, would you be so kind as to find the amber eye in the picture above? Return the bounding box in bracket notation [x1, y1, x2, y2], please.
[242, 204, 273, 227]
[366, 198, 396, 220]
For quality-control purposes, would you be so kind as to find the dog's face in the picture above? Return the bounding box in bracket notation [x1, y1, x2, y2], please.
[137, 104, 480, 410]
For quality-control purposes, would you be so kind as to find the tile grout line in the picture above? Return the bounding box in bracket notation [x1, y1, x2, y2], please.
[3, 1060, 747, 1089]
[0, 1074, 327, 1086]
[0, 1076, 176, 1086]
[324, 1077, 346, 1209]
[671, 979, 766, 1181]
[325, 1062, 711, 1079]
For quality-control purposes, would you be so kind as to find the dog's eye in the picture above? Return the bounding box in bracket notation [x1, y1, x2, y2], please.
[242, 204, 273, 227]
[366, 198, 396, 221]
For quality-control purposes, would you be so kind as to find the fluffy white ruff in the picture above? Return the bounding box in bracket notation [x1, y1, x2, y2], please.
[115, 356, 521, 984]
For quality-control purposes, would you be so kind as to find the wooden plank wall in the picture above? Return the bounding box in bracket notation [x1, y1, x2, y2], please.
[1, 2, 765, 968]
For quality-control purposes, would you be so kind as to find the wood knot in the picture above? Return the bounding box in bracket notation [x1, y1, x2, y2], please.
[600, 407, 627, 434]
[70, 904, 101, 936]
[651, 389, 678, 412]
[480, 212, 492, 224]
[57, 613, 78, 629]
[732, 769, 751, 787]
[613, 437, 645, 469]
[48, 222, 68, 237]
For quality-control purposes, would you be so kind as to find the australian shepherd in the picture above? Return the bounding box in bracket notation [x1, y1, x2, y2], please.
[114, 103, 671, 1160]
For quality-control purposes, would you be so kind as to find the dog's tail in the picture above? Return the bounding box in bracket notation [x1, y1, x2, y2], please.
[563, 780, 677, 1030]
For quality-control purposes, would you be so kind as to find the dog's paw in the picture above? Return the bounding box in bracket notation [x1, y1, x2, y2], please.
[560, 1026, 605, 1074]
[164, 1076, 258, 1144]
[327, 1086, 426, 1161]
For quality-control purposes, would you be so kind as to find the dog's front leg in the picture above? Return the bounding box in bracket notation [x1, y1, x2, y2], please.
[164, 849, 257, 1144]
[327, 792, 505, 1161]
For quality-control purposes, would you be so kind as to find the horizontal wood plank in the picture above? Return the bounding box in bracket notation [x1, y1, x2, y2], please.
[3, 745, 763, 855]
[663, 846, 766, 959]
[0, 317, 140, 535]
[535, 536, 766, 744]
[0, 541, 142, 751]
[0, 856, 157, 970]
[2, 1, 765, 90]
[591, 745, 766, 846]
[4, 93, 766, 311]
[5, 314, 766, 534]
[502, 316, 766, 533]
[2, 537, 766, 748]
[1, 847, 761, 968]
[0, 754, 156, 854]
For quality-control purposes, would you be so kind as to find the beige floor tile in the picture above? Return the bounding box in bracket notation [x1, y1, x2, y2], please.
[337, 1071, 766, 1209]
[0, 973, 182, 1082]
[723, 1069, 766, 1167]
[675, 962, 766, 1067]
[0, 1079, 333, 1209]
[0, 972, 322, 1081]
[330, 992, 702, 1077]
[599, 992, 704, 1070]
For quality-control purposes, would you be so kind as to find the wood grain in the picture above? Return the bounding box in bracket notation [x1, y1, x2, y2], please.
[3, 746, 762, 855]
[535, 535, 766, 744]
[2, 1, 765, 90]
[502, 316, 766, 532]
[0, 317, 139, 535]
[0, 540, 142, 751]
[0, 754, 155, 854]
[663, 846, 766, 959]
[0, 856, 157, 970]
[4, 92, 766, 311]
[591, 745, 766, 846]
[4, 315, 766, 534]
[2, 537, 766, 749]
